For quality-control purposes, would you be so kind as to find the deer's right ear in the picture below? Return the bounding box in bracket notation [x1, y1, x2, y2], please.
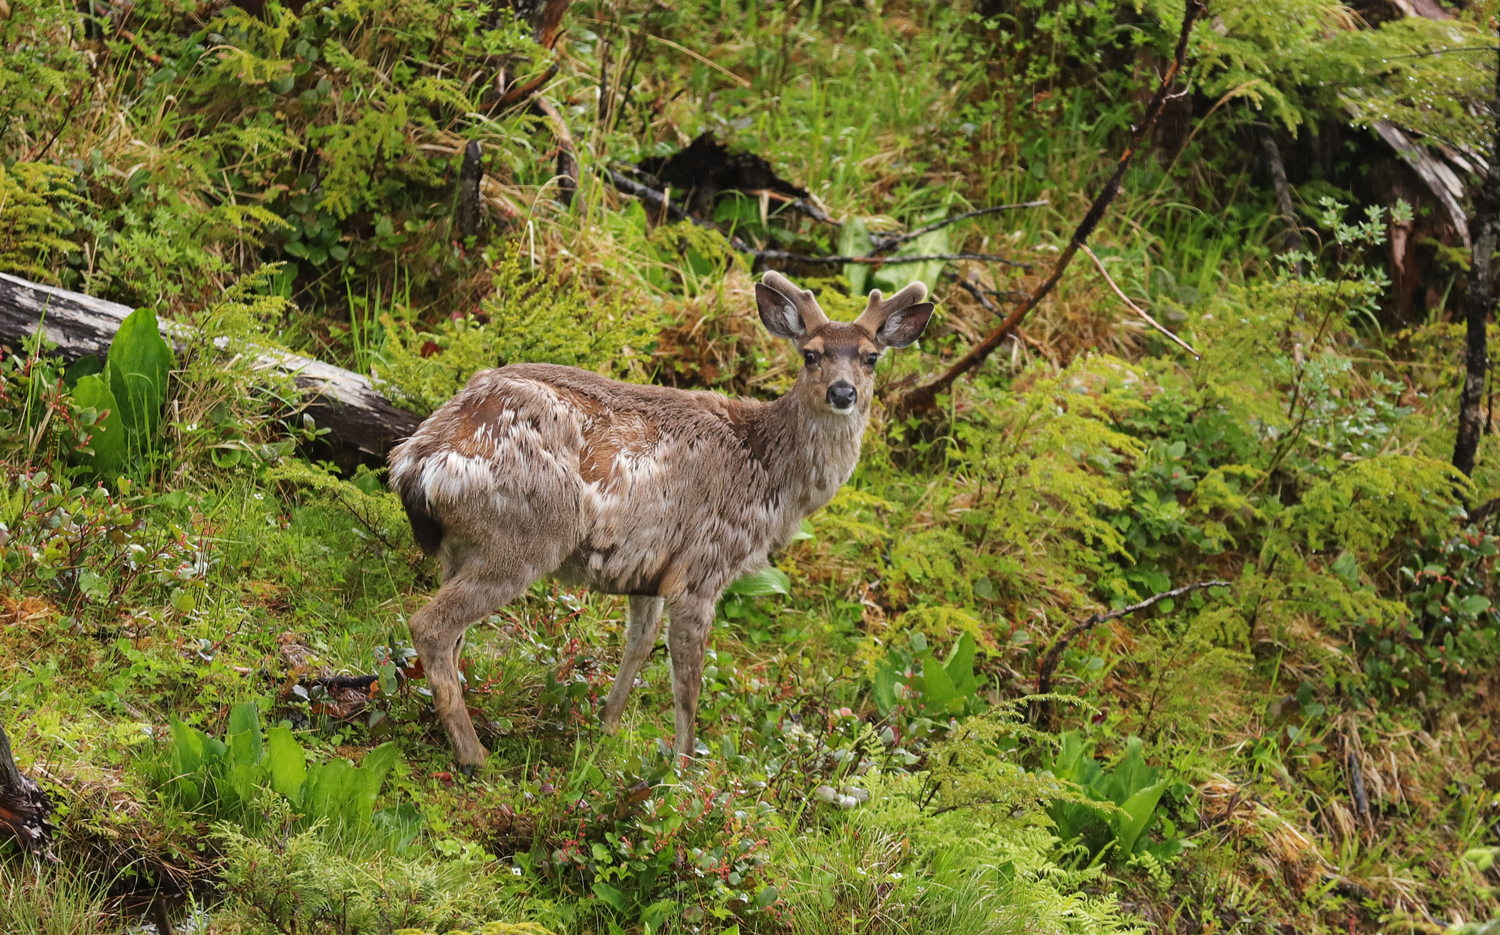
[756, 283, 806, 340]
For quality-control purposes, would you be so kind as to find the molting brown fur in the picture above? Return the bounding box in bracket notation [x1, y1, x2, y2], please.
[389, 272, 934, 767]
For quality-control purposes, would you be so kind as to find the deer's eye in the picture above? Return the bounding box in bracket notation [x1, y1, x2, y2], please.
[802, 351, 818, 367]
[865, 352, 880, 367]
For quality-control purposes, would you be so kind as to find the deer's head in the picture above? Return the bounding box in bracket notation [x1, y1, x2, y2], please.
[755, 271, 934, 417]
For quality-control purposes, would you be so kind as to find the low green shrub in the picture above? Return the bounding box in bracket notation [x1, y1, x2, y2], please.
[872, 630, 987, 721]
[218, 794, 522, 935]
[1361, 528, 1500, 697]
[510, 751, 782, 929]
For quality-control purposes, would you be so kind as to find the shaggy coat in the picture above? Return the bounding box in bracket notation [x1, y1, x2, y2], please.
[389, 272, 933, 768]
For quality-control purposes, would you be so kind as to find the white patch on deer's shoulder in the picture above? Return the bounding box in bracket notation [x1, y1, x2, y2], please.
[388, 453, 418, 492]
[420, 451, 496, 504]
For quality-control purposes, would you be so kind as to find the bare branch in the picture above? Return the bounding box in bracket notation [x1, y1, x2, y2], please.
[753, 249, 1030, 268]
[868, 200, 1049, 252]
[1036, 579, 1230, 697]
[893, 0, 1207, 416]
[957, 276, 1049, 356]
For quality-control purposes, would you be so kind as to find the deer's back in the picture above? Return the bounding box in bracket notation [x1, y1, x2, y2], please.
[389, 364, 790, 597]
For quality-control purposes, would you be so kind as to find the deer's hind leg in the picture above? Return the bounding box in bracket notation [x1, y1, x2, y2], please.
[409, 574, 525, 772]
[601, 595, 665, 732]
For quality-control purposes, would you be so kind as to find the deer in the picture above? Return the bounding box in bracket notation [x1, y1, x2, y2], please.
[388, 271, 933, 773]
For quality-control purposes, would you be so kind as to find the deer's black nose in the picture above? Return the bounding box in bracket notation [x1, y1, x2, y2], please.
[827, 382, 858, 410]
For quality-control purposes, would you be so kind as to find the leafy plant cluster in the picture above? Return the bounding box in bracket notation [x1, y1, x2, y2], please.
[1040, 732, 1192, 867]
[157, 702, 418, 846]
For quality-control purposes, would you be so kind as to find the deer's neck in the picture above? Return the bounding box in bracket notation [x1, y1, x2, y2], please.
[752, 392, 867, 521]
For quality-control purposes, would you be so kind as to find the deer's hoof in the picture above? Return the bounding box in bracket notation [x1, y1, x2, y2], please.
[457, 763, 477, 780]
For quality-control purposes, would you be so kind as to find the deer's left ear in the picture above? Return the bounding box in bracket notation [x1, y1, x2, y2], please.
[873, 302, 934, 348]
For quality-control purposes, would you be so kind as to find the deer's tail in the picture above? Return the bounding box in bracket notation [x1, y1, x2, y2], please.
[389, 449, 445, 557]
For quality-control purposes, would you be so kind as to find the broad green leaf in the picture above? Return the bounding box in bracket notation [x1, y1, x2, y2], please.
[226, 703, 263, 767]
[872, 208, 947, 297]
[1459, 595, 1491, 615]
[1111, 779, 1168, 857]
[943, 632, 979, 698]
[302, 758, 356, 825]
[724, 567, 790, 597]
[919, 655, 958, 713]
[351, 743, 399, 824]
[107, 306, 174, 440]
[62, 354, 102, 389]
[266, 726, 306, 807]
[168, 719, 205, 777]
[592, 880, 629, 913]
[228, 762, 268, 809]
[373, 804, 422, 851]
[71, 373, 127, 476]
[1107, 736, 1160, 805]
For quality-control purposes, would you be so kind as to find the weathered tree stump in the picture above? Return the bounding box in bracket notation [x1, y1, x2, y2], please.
[0, 721, 54, 853]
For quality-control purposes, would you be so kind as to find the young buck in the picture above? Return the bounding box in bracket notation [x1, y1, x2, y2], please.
[389, 271, 933, 770]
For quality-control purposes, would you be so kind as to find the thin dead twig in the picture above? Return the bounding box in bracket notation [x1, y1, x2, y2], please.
[868, 200, 1049, 252]
[893, 0, 1207, 416]
[1080, 244, 1199, 357]
[755, 249, 1030, 268]
[957, 276, 1048, 355]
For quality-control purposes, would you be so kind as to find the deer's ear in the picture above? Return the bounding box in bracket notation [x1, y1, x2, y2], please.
[756, 283, 806, 339]
[874, 302, 934, 348]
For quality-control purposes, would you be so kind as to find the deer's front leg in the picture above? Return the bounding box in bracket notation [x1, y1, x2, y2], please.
[665, 592, 716, 761]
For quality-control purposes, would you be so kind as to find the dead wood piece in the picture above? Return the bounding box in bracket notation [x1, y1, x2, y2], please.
[893, 0, 1207, 416]
[1346, 749, 1373, 834]
[1467, 496, 1500, 525]
[605, 169, 755, 250]
[1452, 43, 1500, 482]
[1257, 128, 1306, 274]
[0, 273, 421, 467]
[456, 140, 485, 237]
[638, 133, 809, 218]
[755, 249, 1030, 268]
[0, 721, 54, 853]
[602, 172, 1027, 268]
[1370, 119, 1471, 250]
[535, 98, 580, 207]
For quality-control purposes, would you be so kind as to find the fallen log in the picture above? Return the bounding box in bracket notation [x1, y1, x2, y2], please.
[0, 273, 421, 467]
